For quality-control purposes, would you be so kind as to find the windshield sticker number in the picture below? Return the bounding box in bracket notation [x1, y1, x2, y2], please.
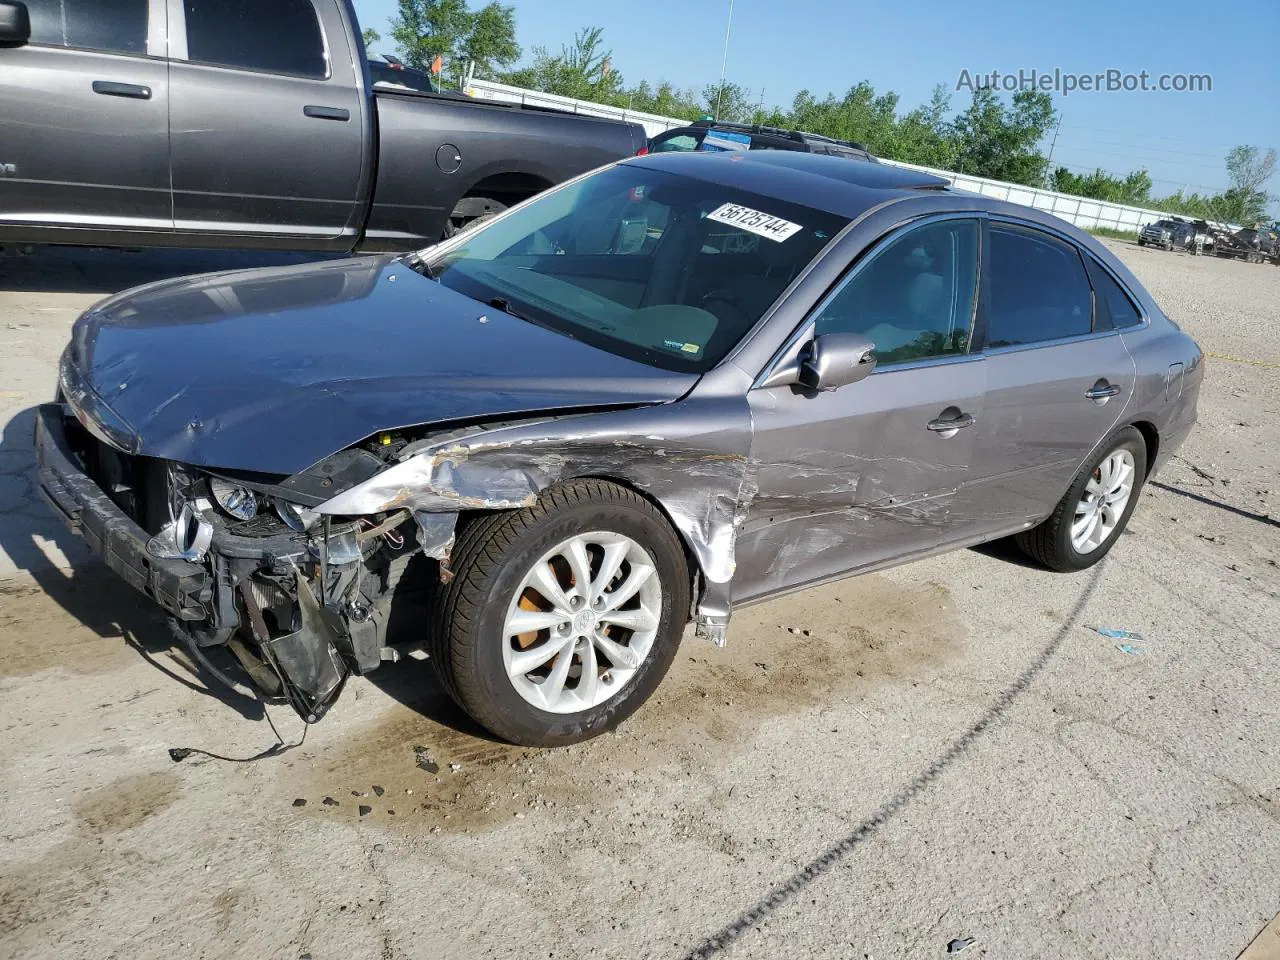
[706, 203, 802, 243]
[663, 339, 702, 355]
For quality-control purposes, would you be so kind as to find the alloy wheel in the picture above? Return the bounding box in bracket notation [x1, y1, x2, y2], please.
[501, 531, 662, 714]
[1072, 449, 1136, 553]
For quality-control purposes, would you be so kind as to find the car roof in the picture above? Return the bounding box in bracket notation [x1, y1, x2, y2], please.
[628, 150, 950, 218]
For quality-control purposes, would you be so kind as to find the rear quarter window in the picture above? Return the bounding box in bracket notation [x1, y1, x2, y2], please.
[986, 225, 1094, 347]
[1086, 259, 1143, 329]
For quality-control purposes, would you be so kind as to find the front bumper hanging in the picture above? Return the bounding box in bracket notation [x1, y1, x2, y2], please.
[34, 404, 212, 621]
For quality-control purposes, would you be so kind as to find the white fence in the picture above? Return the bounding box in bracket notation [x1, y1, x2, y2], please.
[465, 77, 1179, 234]
[466, 78, 686, 138]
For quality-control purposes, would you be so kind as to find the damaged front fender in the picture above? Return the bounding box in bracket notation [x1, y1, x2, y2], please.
[312, 401, 756, 643]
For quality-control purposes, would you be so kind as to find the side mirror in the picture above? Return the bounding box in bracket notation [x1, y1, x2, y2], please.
[796, 333, 877, 391]
[0, 2, 30, 46]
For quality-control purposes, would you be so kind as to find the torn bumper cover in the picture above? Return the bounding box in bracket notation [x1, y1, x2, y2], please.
[35, 405, 211, 621]
[34, 403, 435, 721]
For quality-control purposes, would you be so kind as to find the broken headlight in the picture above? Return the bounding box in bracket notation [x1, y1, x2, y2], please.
[209, 477, 259, 521]
[274, 498, 320, 532]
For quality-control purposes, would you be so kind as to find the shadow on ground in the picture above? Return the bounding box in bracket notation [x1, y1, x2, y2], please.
[0, 405, 263, 719]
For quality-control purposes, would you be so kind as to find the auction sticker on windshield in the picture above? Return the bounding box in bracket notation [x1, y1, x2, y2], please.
[706, 203, 802, 242]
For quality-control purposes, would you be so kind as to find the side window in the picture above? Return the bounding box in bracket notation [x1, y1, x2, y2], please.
[814, 219, 979, 365]
[1086, 259, 1143, 329]
[651, 134, 700, 153]
[184, 0, 327, 78]
[986, 226, 1094, 348]
[26, 0, 148, 54]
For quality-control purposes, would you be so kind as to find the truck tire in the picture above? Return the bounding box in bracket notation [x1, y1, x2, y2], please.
[443, 196, 506, 238]
[429, 479, 690, 747]
[1015, 426, 1147, 572]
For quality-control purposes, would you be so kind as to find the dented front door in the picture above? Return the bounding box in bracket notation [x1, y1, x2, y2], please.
[734, 357, 986, 602]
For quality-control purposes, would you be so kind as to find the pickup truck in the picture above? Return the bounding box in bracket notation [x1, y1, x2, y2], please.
[0, 0, 646, 252]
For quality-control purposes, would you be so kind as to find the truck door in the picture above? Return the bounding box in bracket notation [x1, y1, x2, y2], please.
[0, 0, 171, 238]
[165, 0, 366, 245]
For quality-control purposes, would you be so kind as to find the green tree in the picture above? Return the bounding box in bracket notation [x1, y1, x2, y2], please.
[887, 85, 956, 168]
[500, 27, 622, 102]
[390, 0, 518, 81]
[1222, 145, 1276, 224]
[704, 81, 755, 123]
[1051, 167, 1152, 206]
[362, 27, 381, 53]
[463, 3, 521, 79]
[789, 82, 901, 151]
[951, 88, 1056, 185]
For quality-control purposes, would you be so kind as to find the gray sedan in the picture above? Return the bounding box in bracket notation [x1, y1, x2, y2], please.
[36, 151, 1203, 746]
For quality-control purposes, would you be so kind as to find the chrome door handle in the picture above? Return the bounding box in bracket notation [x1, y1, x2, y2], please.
[926, 413, 976, 433]
[92, 80, 152, 100]
[1085, 382, 1122, 401]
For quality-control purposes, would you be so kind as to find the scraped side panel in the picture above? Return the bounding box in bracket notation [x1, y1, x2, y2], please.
[315, 401, 754, 641]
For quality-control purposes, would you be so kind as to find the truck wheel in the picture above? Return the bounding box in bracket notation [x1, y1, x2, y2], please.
[430, 480, 690, 747]
[1014, 426, 1147, 572]
[443, 196, 507, 239]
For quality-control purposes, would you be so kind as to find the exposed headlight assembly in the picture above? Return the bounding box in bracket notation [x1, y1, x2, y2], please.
[274, 498, 320, 532]
[209, 478, 258, 521]
[147, 500, 214, 561]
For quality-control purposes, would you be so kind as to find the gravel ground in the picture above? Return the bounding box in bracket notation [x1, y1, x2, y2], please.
[0, 241, 1276, 960]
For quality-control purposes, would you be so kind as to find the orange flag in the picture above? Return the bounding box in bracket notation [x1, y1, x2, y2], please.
[431, 54, 442, 75]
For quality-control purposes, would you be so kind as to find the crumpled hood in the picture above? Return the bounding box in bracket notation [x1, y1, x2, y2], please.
[62, 256, 697, 475]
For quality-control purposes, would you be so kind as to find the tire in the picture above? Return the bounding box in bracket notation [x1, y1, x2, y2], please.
[429, 479, 690, 746]
[443, 196, 507, 239]
[1015, 425, 1148, 573]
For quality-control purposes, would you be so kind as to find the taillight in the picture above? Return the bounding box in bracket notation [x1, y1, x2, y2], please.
[635, 146, 649, 156]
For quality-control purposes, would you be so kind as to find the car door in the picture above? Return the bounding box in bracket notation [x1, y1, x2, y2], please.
[954, 221, 1137, 533]
[734, 216, 987, 602]
[0, 0, 171, 236]
[166, 0, 365, 242]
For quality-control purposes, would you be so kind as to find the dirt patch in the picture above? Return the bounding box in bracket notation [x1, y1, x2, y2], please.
[278, 574, 964, 835]
[0, 570, 169, 679]
[73, 770, 181, 835]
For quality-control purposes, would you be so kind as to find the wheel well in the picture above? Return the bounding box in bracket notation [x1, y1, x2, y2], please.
[462, 172, 555, 211]
[1131, 420, 1159, 477]
[573, 474, 700, 594]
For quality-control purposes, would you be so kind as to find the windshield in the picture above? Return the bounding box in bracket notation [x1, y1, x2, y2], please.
[425, 165, 848, 373]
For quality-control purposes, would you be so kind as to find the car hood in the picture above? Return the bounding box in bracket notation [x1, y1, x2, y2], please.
[62, 256, 697, 475]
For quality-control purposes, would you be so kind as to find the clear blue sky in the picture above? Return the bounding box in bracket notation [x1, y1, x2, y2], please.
[352, 0, 1278, 204]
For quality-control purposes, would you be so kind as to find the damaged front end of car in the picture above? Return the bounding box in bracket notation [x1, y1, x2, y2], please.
[38, 400, 442, 721]
[39, 389, 754, 724]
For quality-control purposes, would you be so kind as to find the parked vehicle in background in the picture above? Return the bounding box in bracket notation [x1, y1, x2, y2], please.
[648, 120, 877, 162]
[0, 0, 646, 252]
[1208, 224, 1279, 264]
[1170, 219, 1213, 255]
[1234, 227, 1279, 263]
[37, 151, 1202, 746]
[1138, 218, 1181, 250]
[368, 54, 438, 94]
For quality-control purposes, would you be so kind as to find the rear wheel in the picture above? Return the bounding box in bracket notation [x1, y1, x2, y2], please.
[443, 195, 507, 239]
[1015, 426, 1147, 572]
[430, 480, 690, 746]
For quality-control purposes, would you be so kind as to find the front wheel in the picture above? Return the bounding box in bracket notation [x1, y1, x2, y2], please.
[1015, 426, 1147, 572]
[429, 480, 690, 746]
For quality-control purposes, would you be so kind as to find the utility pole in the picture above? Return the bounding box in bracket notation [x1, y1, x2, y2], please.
[714, 0, 734, 121]
[1046, 114, 1062, 167]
